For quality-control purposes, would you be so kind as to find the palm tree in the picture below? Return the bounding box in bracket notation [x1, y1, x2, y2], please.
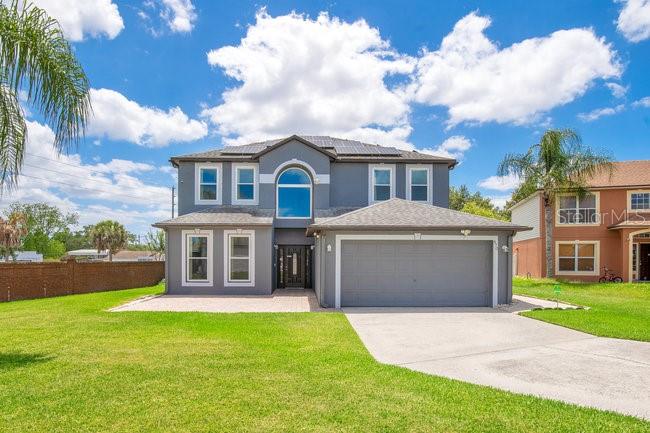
[0, 212, 28, 261]
[0, 1, 91, 189]
[90, 220, 128, 262]
[498, 129, 612, 278]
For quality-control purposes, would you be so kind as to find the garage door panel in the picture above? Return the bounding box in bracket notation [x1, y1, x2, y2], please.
[341, 240, 491, 307]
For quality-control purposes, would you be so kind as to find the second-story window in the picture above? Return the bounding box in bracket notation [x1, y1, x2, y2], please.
[369, 164, 394, 203]
[631, 192, 650, 210]
[232, 163, 258, 205]
[407, 166, 430, 202]
[195, 163, 222, 205]
[276, 167, 312, 218]
[557, 193, 597, 224]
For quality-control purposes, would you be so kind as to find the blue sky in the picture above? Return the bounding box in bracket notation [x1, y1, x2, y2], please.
[3, 0, 650, 235]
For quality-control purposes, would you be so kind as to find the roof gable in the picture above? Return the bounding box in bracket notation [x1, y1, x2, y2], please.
[253, 135, 337, 160]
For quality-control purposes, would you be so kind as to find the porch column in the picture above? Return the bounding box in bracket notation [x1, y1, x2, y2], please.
[619, 228, 634, 282]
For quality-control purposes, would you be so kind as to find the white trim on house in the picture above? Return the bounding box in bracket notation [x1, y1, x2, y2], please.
[368, 164, 395, 205]
[259, 159, 330, 184]
[334, 234, 499, 309]
[275, 167, 313, 220]
[181, 229, 213, 287]
[554, 191, 600, 227]
[554, 240, 600, 276]
[223, 229, 255, 287]
[194, 162, 222, 205]
[231, 162, 259, 205]
[405, 164, 432, 203]
[627, 189, 650, 212]
[628, 228, 650, 282]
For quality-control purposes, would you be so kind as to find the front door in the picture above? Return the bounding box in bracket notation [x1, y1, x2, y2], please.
[640, 244, 650, 281]
[277, 245, 312, 288]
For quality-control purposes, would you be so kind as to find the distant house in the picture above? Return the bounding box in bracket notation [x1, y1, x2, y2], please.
[4, 251, 43, 262]
[66, 249, 109, 261]
[511, 160, 650, 282]
[110, 250, 163, 262]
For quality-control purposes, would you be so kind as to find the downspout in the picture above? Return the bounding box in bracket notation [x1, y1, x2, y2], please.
[164, 229, 169, 294]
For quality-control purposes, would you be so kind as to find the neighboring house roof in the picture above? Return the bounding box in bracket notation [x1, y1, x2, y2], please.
[307, 198, 530, 234]
[111, 250, 161, 261]
[67, 249, 108, 256]
[170, 135, 456, 167]
[587, 160, 650, 188]
[154, 206, 275, 227]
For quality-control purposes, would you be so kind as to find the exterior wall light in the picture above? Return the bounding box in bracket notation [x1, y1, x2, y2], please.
[327, 244, 332, 252]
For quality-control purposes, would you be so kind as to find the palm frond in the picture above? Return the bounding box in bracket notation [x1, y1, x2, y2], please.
[0, 0, 91, 189]
[0, 85, 26, 189]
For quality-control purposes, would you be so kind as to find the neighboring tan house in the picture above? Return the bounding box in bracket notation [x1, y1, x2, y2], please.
[154, 135, 528, 308]
[511, 160, 650, 282]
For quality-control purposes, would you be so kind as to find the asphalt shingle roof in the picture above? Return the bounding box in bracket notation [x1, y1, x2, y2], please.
[307, 198, 530, 233]
[587, 160, 650, 188]
[171, 135, 455, 165]
[153, 206, 274, 227]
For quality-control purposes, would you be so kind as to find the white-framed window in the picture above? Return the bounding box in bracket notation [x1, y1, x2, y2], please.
[555, 241, 599, 276]
[195, 163, 222, 205]
[181, 230, 213, 286]
[629, 191, 650, 211]
[556, 192, 598, 225]
[232, 163, 258, 205]
[406, 165, 431, 202]
[276, 167, 312, 219]
[368, 164, 395, 204]
[224, 230, 255, 286]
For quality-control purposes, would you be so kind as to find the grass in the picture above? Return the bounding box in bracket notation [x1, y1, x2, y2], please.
[513, 277, 650, 342]
[1, 287, 648, 432]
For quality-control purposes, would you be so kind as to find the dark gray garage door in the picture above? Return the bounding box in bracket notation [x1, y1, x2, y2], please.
[341, 240, 492, 307]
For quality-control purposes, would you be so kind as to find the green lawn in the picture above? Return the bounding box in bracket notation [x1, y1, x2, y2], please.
[1, 287, 648, 432]
[513, 277, 650, 342]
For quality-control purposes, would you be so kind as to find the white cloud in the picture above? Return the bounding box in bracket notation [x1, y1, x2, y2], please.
[617, 0, 650, 42]
[1, 120, 171, 234]
[478, 173, 521, 191]
[605, 82, 628, 98]
[30, 0, 124, 41]
[632, 96, 650, 107]
[88, 88, 208, 147]
[159, 0, 197, 32]
[410, 12, 621, 126]
[578, 104, 625, 121]
[201, 9, 415, 149]
[420, 136, 472, 160]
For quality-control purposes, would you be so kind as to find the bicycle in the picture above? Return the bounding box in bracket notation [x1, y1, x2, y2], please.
[599, 267, 623, 283]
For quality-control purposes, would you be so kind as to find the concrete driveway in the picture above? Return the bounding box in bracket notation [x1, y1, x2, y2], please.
[344, 297, 650, 419]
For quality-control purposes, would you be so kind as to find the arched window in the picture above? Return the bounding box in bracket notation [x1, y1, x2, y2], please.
[276, 168, 312, 218]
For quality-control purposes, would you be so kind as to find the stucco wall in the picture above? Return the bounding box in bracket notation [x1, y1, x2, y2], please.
[166, 226, 273, 295]
[513, 237, 543, 278]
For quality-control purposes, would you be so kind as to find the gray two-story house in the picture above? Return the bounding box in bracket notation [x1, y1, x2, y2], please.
[154, 135, 528, 308]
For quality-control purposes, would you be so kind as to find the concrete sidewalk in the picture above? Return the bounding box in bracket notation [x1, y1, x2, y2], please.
[345, 297, 650, 420]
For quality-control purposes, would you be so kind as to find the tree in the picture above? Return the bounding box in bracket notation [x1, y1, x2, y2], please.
[0, 1, 91, 189]
[450, 185, 508, 220]
[90, 220, 128, 262]
[461, 202, 506, 221]
[6, 202, 78, 238]
[0, 212, 27, 261]
[145, 230, 165, 260]
[498, 128, 612, 278]
[53, 224, 94, 251]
